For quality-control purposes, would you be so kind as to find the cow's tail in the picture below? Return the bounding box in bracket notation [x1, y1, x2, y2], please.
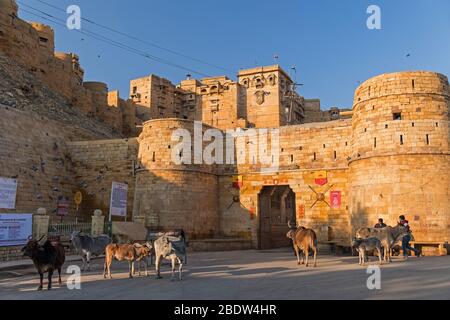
[311, 230, 318, 249]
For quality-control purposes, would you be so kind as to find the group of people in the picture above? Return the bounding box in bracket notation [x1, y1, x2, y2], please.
[374, 215, 420, 259]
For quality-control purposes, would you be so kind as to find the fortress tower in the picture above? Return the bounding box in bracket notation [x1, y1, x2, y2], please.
[132, 119, 220, 239]
[238, 65, 305, 128]
[0, 0, 40, 70]
[30, 22, 55, 55]
[0, 0, 18, 15]
[349, 71, 450, 241]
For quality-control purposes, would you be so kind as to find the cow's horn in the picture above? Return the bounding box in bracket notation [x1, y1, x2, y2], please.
[37, 235, 46, 242]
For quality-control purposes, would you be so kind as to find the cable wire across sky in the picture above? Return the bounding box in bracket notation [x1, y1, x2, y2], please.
[16, 0, 237, 78]
[29, 0, 235, 75]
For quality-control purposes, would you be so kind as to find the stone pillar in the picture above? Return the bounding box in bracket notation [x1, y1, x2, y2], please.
[91, 209, 105, 236]
[33, 207, 49, 239]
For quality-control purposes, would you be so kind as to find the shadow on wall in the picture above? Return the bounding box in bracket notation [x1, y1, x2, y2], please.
[132, 169, 220, 240]
[350, 201, 369, 237]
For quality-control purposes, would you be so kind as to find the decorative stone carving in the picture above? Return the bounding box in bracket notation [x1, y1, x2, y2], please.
[267, 74, 277, 86]
[253, 76, 265, 89]
[240, 78, 250, 88]
[254, 90, 270, 105]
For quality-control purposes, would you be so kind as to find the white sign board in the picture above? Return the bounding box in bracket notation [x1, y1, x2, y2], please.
[0, 177, 18, 209]
[0, 214, 33, 247]
[109, 182, 128, 218]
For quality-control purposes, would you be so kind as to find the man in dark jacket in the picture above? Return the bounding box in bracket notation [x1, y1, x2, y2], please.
[398, 215, 421, 259]
[374, 218, 387, 229]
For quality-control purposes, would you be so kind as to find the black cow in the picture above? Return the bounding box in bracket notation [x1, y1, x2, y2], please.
[22, 235, 66, 291]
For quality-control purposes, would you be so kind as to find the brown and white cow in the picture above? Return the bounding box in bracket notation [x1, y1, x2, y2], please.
[103, 242, 152, 279]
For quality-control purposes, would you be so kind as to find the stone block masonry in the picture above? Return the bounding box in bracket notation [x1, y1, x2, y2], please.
[67, 139, 139, 222]
[0, 0, 137, 136]
[0, 0, 449, 254]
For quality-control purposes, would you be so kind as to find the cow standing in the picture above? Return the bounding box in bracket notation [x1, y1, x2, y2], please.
[356, 225, 408, 263]
[287, 223, 318, 267]
[103, 242, 152, 279]
[154, 236, 185, 281]
[22, 236, 66, 291]
[133, 243, 153, 276]
[71, 231, 111, 271]
[352, 237, 383, 266]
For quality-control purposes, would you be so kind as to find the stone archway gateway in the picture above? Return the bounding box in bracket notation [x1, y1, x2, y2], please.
[258, 185, 296, 249]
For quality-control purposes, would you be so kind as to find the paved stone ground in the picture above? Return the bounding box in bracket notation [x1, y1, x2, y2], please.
[0, 248, 449, 300]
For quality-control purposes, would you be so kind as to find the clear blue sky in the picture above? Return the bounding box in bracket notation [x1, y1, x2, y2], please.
[19, 0, 450, 109]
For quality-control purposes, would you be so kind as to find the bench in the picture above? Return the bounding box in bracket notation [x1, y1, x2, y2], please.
[410, 241, 448, 256]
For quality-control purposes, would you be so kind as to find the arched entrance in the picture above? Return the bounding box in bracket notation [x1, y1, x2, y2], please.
[258, 185, 296, 249]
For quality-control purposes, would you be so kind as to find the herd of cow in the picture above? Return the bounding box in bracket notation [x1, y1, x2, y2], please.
[20, 223, 410, 291]
[286, 221, 411, 267]
[21, 231, 186, 291]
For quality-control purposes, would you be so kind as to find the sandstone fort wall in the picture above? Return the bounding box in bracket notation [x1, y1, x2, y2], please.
[0, 106, 118, 220]
[0, 0, 136, 136]
[1, 0, 449, 250]
[133, 119, 220, 239]
[349, 71, 450, 241]
[67, 139, 138, 221]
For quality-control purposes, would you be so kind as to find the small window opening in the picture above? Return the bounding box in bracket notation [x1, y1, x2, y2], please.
[393, 113, 402, 121]
[400, 135, 404, 145]
[426, 134, 430, 145]
[374, 138, 377, 148]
